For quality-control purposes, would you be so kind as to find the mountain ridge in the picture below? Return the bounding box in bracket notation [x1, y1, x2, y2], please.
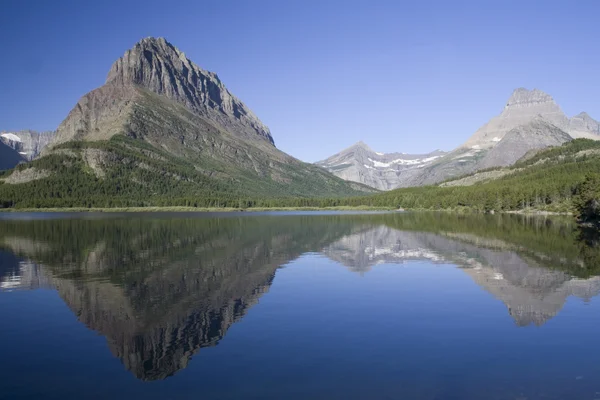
[318, 88, 599, 190]
[316, 142, 447, 190]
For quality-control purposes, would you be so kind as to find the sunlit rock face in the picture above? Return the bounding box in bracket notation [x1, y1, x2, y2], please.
[53, 37, 273, 148]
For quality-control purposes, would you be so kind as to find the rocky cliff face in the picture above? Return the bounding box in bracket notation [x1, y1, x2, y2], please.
[105, 37, 273, 145]
[0, 131, 54, 169]
[318, 88, 599, 189]
[316, 141, 446, 190]
[53, 37, 272, 148]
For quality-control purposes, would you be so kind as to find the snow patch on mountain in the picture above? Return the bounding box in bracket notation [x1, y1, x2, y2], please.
[1, 133, 22, 142]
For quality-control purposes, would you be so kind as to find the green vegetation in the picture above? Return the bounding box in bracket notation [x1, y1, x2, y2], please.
[1, 138, 600, 217]
[574, 173, 600, 227]
[0, 136, 372, 209]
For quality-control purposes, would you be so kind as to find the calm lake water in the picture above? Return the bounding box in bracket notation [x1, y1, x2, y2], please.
[1, 211, 600, 400]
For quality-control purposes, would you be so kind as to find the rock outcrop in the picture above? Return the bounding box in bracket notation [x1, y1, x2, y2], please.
[53, 37, 272, 148]
[106, 37, 273, 145]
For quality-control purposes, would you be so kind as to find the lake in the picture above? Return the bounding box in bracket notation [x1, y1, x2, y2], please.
[1, 211, 599, 400]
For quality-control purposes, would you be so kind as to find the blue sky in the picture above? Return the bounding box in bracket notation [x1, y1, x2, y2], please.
[1, 0, 599, 162]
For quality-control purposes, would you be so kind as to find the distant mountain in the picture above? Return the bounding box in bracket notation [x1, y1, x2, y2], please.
[0, 131, 54, 170]
[318, 88, 599, 189]
[406, 88, 600, 186]
[0, 37, 373, 207]
[316, 141, 447, 190]
[569, 112, 600, 139]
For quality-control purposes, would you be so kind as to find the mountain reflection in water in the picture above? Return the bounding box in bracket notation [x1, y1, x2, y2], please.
[0, 212, 599, 383]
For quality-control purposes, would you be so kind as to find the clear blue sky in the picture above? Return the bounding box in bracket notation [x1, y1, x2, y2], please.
[1, 0, 599, 162]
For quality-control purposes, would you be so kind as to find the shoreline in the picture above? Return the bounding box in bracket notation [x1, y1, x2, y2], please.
[0, 206, 572, 216]
[0, 206, 396, 213]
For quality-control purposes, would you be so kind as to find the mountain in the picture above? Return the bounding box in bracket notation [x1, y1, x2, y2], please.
[463, 88, 571, 149]
[316, 141, 446, 190]
[52, 37, 273, 148]
[318, 88, 599, 189]
[569, 112, 600, 139]
[0, 131, 54, 170]
[0, 37, 373, 208]
[407, 88, 599, 186]
[465, 118, 573, 170]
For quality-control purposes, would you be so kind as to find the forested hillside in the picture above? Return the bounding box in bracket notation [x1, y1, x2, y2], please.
[2, 138, 599, 212]
[0, 136, 373, 209]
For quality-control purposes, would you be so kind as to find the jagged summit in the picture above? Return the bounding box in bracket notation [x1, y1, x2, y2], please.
[348, 141, 374, 152]
[570, 110, 600, 137]
[463, 87, 569, 149]
[504, 88, 556, 109]
[105, 37, 273, 144]
[575, 111, 591, 118]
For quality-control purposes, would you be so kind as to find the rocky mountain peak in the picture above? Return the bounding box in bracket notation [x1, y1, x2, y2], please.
[504, 88, 556, 109]
[105, 37, 274, 145]
[352, 141, 374, 151]
[569, 111, 600, 137]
